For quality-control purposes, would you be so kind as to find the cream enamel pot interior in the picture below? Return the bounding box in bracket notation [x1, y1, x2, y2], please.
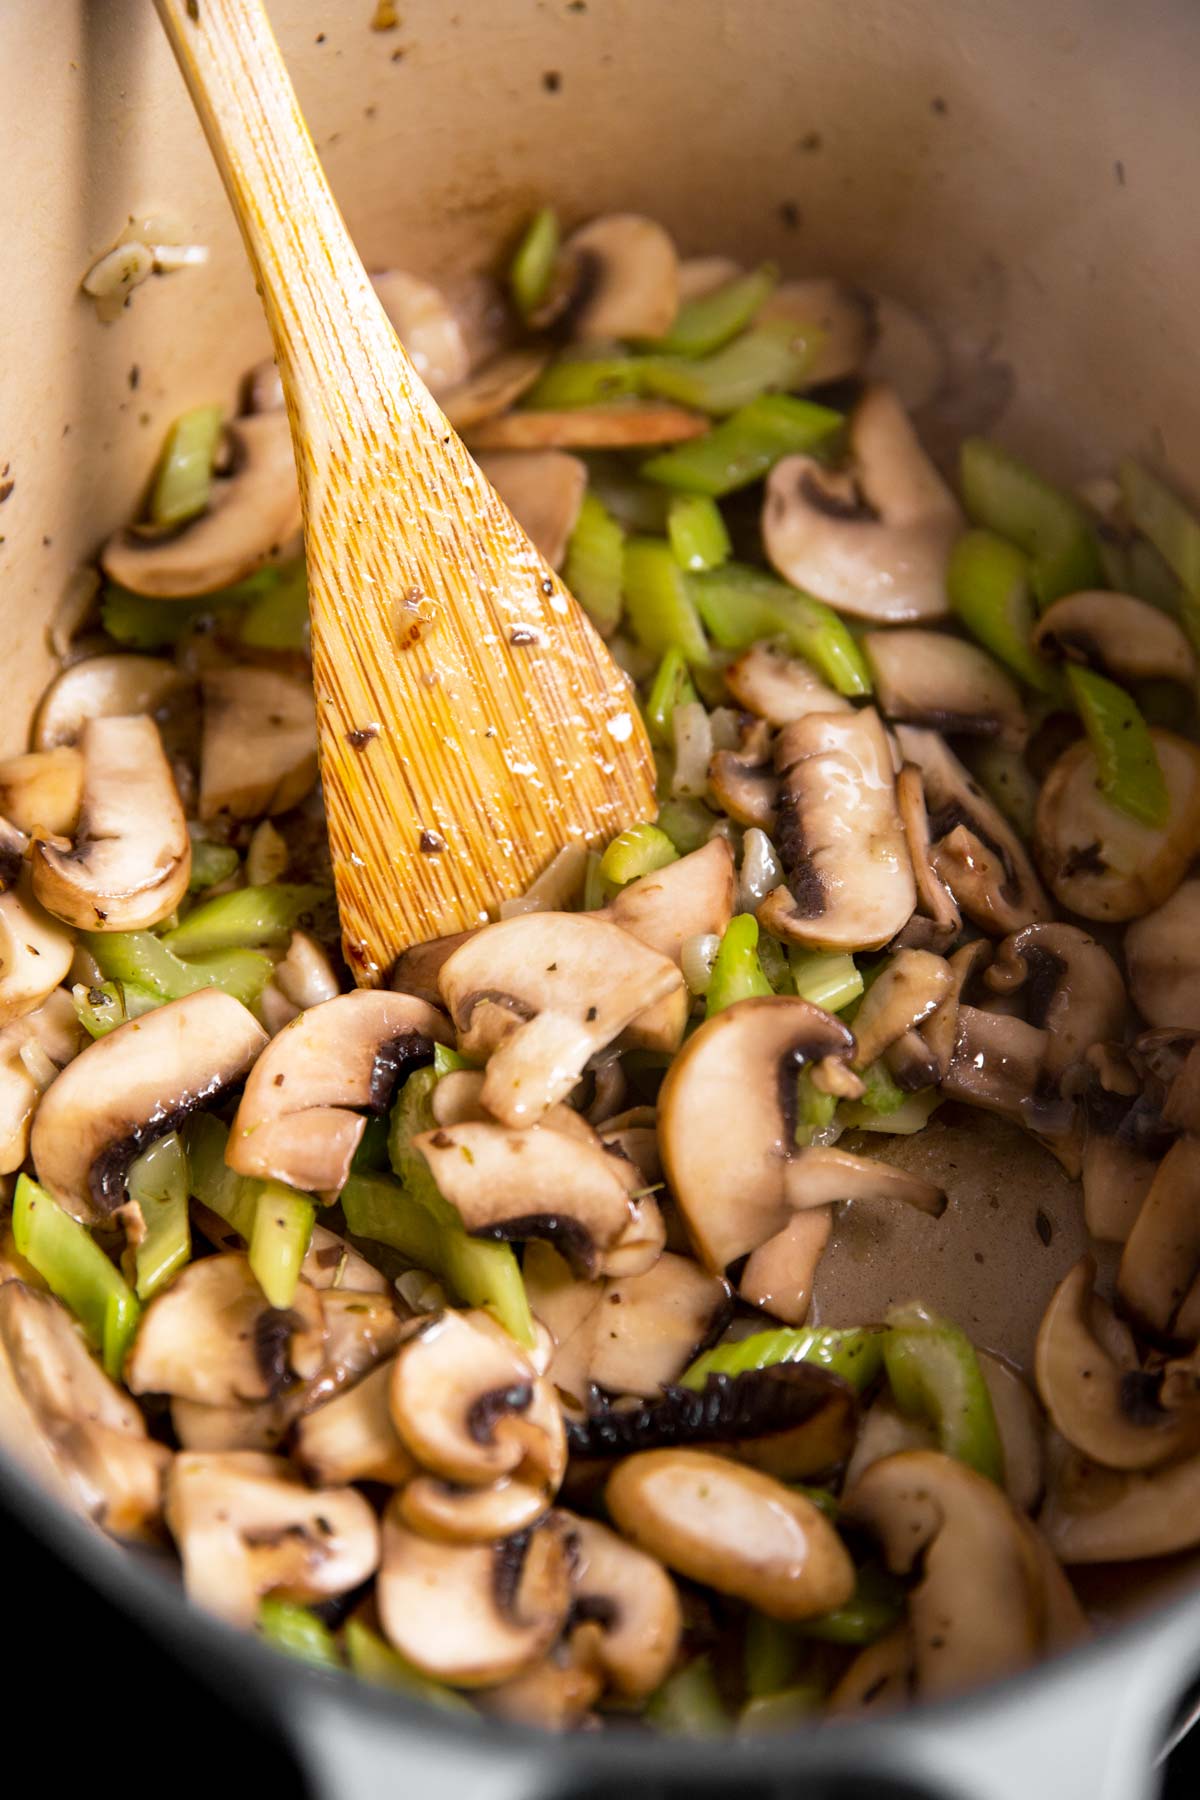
[3, 1, 1200, 1795]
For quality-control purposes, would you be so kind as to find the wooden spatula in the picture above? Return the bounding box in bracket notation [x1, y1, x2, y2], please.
[154, 0, 655, 982]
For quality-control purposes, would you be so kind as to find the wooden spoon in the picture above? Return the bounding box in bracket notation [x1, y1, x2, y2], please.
[154, 0, 655, 982]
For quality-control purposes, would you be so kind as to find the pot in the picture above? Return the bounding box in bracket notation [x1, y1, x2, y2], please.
[2, 1, 1200, 1794]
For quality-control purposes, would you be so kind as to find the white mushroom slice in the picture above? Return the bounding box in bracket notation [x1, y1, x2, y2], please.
[738, 1208, 833, 1325]
[301, 1222, 388, 1293]
[828, 1624, 915, 1714]
[1033, 590, 1195, 685]
[464, 403, 707, 452]
[783, 1145, 945, 1214]
[475, 450, 587, 571]
[441, 349, 550, 431]
[1126, 878, 1200, 1029]
[763, 386, 960, 623]
[607, 1449, 854, 1620]
[0, 748, 83, 839]
[0, 988, 83, 1175]
[557, 214, 679, 342]
[984, 923, 1126, 1081]
[864, 629, 1027, 750]
[0, 878, 75, 1026]
[850, 949, 953, 1068]
[708, 744, 778, 830]
[756, 278, 876, 387]
[199, 666, 317, 820]
[1117, 1134, 1200, 1339]
[1040, 1437, 1200, 1563]
[602, 838, 735, 967]
[31, 716, 189, 932]
[894, 765, 961, 953]
[257, 929, 342, 1035]
[101, 414, 302, 598]
[723, 641, 851, 726]
[371, 270, 470, 395]
[1081, 1131, 1158, 1245]
[756, 708, 916, 953]
[941, 1006, 1050, 1128]
[587, 1253, 731, 1398]
[563, 1512, 683, 1699]
[293, 1360, 415, 1487]
[979, 1352, 1045, 1516]
[522, 1242, 605, 1410]
[1036, 1259, 1197, 1471]
[438, 913, 686, 1127]
[165, 1450, 379, 1627]
[31, 989, 266, 1223]
[32, 655, 187, 751]
[126, 1254, 325, 1405]
[227, 991, 449, 1199]
[398, 1472, 552, 1545]
[0, 1282, 169, 1540]
[1035, 730, 1200, 922]
[377, 1505, 574, 1686]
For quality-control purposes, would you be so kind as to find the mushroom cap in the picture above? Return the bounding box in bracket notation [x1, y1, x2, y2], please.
[739, 1208, 833, 1325]
[762, 385, 960, 623]
[759, 707, 915, 953]
[985, 922, 1127, 1081]
[438, 912, 686, 1127]
[707, 745, 779, 831]
[1125, 877, 1200, 1030]
[0, 878, 75, 1028]
[31, 715, 190, 932]
[724, 640, 852, 727]
[199, 666, 317, 821]
[1039, 1437, 1200, 1563]
[1117, 1133, 1200, 1339]
[587, 1252, 731, 1398]
[397, 1471, 552, 1545]
[228, 990, 449, 1198]
[864, 628, 1027, 750]
[292, 1359, 416, 1487]
[475, 450, 587, 571]
[371, 269, 469, 394]
[32, 654, 187, 752]
[602, 838, 735, 968]
[941, 1005, 1053, 1134]
[31, 989, 268, 1224]
[101, 413, 302, 599]
[164, 1449, 380, 1627]
[0, 989, 83, 1176]
[606, 1448, 855, 1620]
[850, 948, 954, 1069]
[1032, 590, 1196, 685]
[563, 1510, 683, 1699]
[559, 213, 679, 342]
[376, 1505, 574, 1686]
[1035, 730, 1200, 922]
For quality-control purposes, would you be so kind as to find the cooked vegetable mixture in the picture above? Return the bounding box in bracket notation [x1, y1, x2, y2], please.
[5, 207, 1200, 1731]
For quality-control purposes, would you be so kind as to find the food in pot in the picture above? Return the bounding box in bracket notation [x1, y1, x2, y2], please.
[4, 207, 1200, 1731]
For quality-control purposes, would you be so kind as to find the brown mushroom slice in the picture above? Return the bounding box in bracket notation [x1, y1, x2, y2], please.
[864, 628, 1027, 749]
[724, 640, 852, 726]
[199, 666, 317, 820]
[607, 1449, 854, 1620]
[377, 1505, 574, 1687]
[563, 1511, 683, 1699]
[0, 1282, 169, 1540]
[227, 990, 449, 1199]
[1035, 730, 1200, 922]
[738, 1208, 833, 1325]
[32, 654, 187, 751]
[31, 989, 267, 1224]
[1032, 590, 1195, 685]
[827, 1624, 915, 1714]
[755, 279, 876, 387]
[596, 1192, 667, 1280]
[31, 715, 190, 932]
[1117, 1134, 1200, 1339]
[464, 404, 707, 452]
[257, 929, 342, 1036]
[587, 1253, 731, 1398]
[602, 838, 735, 968]
[1125, 878, 1200, 1030]
[0, 989, 83, 1175]
[477, 1651, 603, 1730]
[916, 939, 990, 1081]
[102, 414, 302, 598]
[390, 927, 479, 1007]
[763, 386, 960, 623]
[371, 269, 469, 394]
[126, 1253, 326, 1405]
[708, 745, 779, 830]
[1081, 1131, 1159, 1245]
[0, 879, 75, 1026]
[397, 1472, 552, 1545]
[522, 1242, 604, 1410]
[1036, 1258, 1196, 1470]
[0, 748, 83, 839]
[757, 708, 916, 953]
[850, 949, 953, 1069]
[165, 1450, 379, 1627]
[474, 450, 587, 571]
[1039, 1438, 1200, 1563]
[555, 213, 679, 342]
[894, 764, 961, 953]
[441, 349, 550, 431]
[790, 1145, 946, 1215]
[941, 1006, 1053, 1131]
[293, 1360, 415, 1486]
[984, 923, 1126, 1081]
[438, 912, 686, 1127]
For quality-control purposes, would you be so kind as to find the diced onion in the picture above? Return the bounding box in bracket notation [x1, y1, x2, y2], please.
[671, 701, 713, 799]
[738, 826, 782, 909]
[681, 931, 722, 996]
[499, 842, 588, 917]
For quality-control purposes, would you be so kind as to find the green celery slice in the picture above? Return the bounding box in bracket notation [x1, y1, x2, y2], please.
[73, 979, 162, 1039]
[667, 494, 731, 572]
[787, 948, 863, 1013]
[184, 1114, 259, 1241]
[797, 1565, 905, 1645]
[642, 393, 842, 497]
[652, 264, 779, 357]
[562, 490, 626, 636]
[959, 438, 1101, 606]
[249, 1182, 315, 1309]
[239, 562, 310, 650]
[525, 353, 645, 410]
[188, 839, 241, 892]
[856, 1059, 910, 1117]
[1066, 663, 1169, 827]
[962, 741, 1039, 839]
[947, 528, 1060, 692]
[1119, 459, 1200, 654]
[163, 883, 325, 955]
[127, 1133, 191, 1300]
[738, 1685, 824, 1733]
[645, 1656, 727, 1736]
[884, 1300, 1004, 1482]
[705, 913, 773, 1017]
[508, 206, 559, 320]
[688, 562, 871, 697]
[599, 822, 678, 888]
[682, 1324, 884, 1394]
[838, 1087, 943, 1134]
[12, 1174, 140, 1378]
[344, 1620, 474, 1712]
[84, 931, 273, 1007]
[644, 644, 700, 746]
[622, 536, 710, 665]
[641, 323, 816, 415]
[795, 1069, 837, 1145]
[654, 796, 717, 854]
[744, 1612, 803, 1699]
[258, 1598, 341, 1670]
[150, 405, 223, 529]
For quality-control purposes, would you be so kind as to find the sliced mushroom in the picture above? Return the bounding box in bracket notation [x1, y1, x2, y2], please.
[441, 349, 550, 431]
[864, 629, 1027, 749]
[32, 654, 187, 751]
[979, 1352, 1045, 1516]
[475, 450, 587, 571]
[1035, 730, 1200, 922]
[757, 708, 916, 953]
[102, 414, 301, 598]
[165, 1449, 379, 1626]
[763, 386, 960, 623]
[724, 640, 851, 726]
[984, 923, 1126, 1081]
[739, 1208, 833, 1325]
[851, 949, 953, 1069]
[708, 743, 779, 831]
[606, 1449, 854, 1619]
[398, 1471, 553, 1546]
[0, 1282, 169, 1540]
[562, 1511, 682, 1699]
[554, 214, 679, 342]
[827, 1624, 915, 1714]
[1126, 878, 1200, 1029]
[302, 1222, 390, 1293]
[1117, 1134, 1200, 1339]
[438, 913, 686, 1127]
[893, 764, 961, 953]
[377, 1505, 574, 1686]
[257, 928, 342, 1035]
[293, 1360, 415, 1487]
[777, 1145, 945, 1214]
[31, 989, 267, 1223]
[1039, 1436, 1200, 1563]
[1081, 1130, 1159, 1245]
[756, 279, 876, 387]
[227, 991, 449, 1199]
[371, 269, 470, 395]
[390, 927, 479, 1007]
[1032, 591, 1195, 685]
[0, 988, 83, 1175]
[477, 1649, 603, 1730]
[199, 666, 317, 820]
[31, 715, 190, 931]
[0, 748, 82, 839]
[941, 1006, 1052, 1132]
[587, 1253, 731, 1398]
[523, 1242, 606, 1410]
[464, 402, 708, 452]
[0, 877, 75, 1026]
[602, 838, 735, 968]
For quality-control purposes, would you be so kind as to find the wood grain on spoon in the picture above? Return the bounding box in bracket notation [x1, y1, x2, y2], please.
[154, 0, 656, 981]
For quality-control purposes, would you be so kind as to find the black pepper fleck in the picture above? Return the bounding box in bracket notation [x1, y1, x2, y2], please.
[542, 70, 562, 92]
[128, 365, 140, 390]
[778, 200, 801, 229]
[186, 0, 199, 18]
[419, 829, 446, 854]
[931, 95, 948, 115]
[1035, 1209, 1053, 1246]
[1114, 160, 1126, 186]
[346, 725, 378, 750]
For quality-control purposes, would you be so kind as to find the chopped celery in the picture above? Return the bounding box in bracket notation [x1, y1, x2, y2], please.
[756, 930, 791, 994]
[797, 1566, 905, 1645]
[351, 1114, 392, 1174]
[884, 1300, 1004, 1483]
[856, 1059, 910, 1117]
[562, 491, 626, 636]
[947, 529, 1059, 692]
[1119, 460, 1200, 654]
[622, 537, 710, 665]
[582, 454, 672, 534]
[433, 1043, 473, 1076]
[509, 206, 559, 320]
[645, 1656, 727, 1736]
[688, 563, 871, 698]
[101, 567, 274, 648]
[681, 1324, 884, 1394]
[184, 1114, 259, 1241]
[188, 839, 240, 892]
[344, 1620, 475, 1713]
[705, 913, 773, 1017]
[582, 849, 608, 911]
[791, 1482, 841, 1520]
[599, 822, 678, 887]
[656, 797, 717, 856]
[239, 562, 310, 651]
[127, 1133, 191, 1300]
[1066, 664, 1169, 828]
[642, 392, 842, 497]
[744, 1612, 802, 1699]
[644, 645, 701, 746]
[839, 1087, 943, 1134]
[249, 1182, 315, 1309]
[259, 1598, 341, 1670]
[643, 323, 815, 416]
[963, 741, 1039, 840]
[738, 1685, 824, 1733]
[795, 1069, 837, 1145]
[787, 948, 863, 1013]
[84, 931, 273, 1008]
[525, 353, 644, 410]
[150, 405, 224, 529]
[163, 884, 324, 955]
[653, 264, 779, 357]
[73, 978, 161, 1039]
[959, 438, 1101, 606]
[12, 1174, 140, 1379]
[667, 494, 731, 572]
